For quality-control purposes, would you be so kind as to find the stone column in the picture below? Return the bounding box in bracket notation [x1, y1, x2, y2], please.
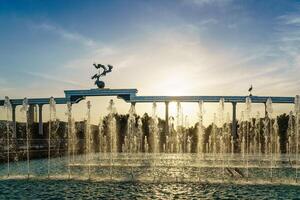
[12, 105, 16, 138]
[232, 102, 237, 139]
[232, 102, 238, 153]
[38, 104, 43, 135]
[28, 104, 35, 125]
[165, 102, 169, 134]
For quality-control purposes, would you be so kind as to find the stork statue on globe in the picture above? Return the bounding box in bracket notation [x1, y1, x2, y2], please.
[91, 63, 113, 88]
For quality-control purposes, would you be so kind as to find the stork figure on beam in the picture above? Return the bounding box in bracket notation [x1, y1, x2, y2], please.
[91, 63, 113, 88]
[248, 84, 253, 96]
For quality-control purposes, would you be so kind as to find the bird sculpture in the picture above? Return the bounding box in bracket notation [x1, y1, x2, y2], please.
[248, 85, 253, 96]
[91, 63, 113, 88]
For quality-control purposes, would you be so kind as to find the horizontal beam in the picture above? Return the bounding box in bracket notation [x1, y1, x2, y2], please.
[0, 89, 138, 106]
[65, 88, 138, 97]
[64, 88, 138, 103]
[126, 95, 295, 104]
[0, 87, 295, 106]
[0, 97, 67, 106]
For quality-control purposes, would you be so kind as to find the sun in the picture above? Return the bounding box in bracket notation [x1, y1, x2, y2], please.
[155, 70, 194, 96]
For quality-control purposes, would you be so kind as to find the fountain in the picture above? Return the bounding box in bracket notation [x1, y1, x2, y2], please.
[48, 97, 56, 178]
[295, 95, 300, 182]
[150, 102, 159, 153]
[137, 118, 143, 153]
[1, 58, 300, 200]
[66, 102, 72, 178]
[254, 112, 261, 156]
[86, 101, 91, 179]
[265, 98, 274, 181]
[125, 103, 136, 153]
[197, 101, 205, 154]
[20, 98, 29, 178]
[99, 117, 104, 153]
[107, 100, 117, 179]
[0, 93, 300, 185]
[287, 111, 294, 156]
[245, 97, 252, 180]
[211, 113, 217, 155]
[107, 100, 117, 154]
[144, 136, 149, 153]
[4, 96, 12, 177]
[176, 102, 183, 153]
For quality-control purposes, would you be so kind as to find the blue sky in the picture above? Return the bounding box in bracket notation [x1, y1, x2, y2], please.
[0, 0, 299, 123]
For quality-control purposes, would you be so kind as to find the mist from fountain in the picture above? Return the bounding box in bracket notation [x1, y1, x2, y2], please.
[185, 115, 190, 153]
[287, 111, 294, 156]
[265, 98, 274, 181]
[273, 118, 280, 155]
[107, 100, 117, 153]
[20, 98, 29, 178]
[125, 103, 136, 153]
[254, 112, 261, 156]
[144, 136, 149, 153]
[99, 117, 105, 153]
[245, 97, 252, 179]
[197, 101, 205, 154]
[48, 97, 56, 178]
[4, 96, 12, 177]
[295, 95, 300, 181]
[218, 98, 225, 128]
[223, 113, 230, 154]
[239, 111, 244, 157]
[150, 102, 159, 153]
[217, 98, 225, 155]
[66, 102, 73, 178]
[137, 118, 143, 153]
[85, 101, 91, 178]
[210, 113, 217, 155]
[176, 102, 183, 153]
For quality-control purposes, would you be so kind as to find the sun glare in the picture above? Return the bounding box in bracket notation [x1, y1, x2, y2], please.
[156, 70, 195, 96]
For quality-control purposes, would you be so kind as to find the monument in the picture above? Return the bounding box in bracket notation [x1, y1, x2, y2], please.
[91, 63, 113, 88]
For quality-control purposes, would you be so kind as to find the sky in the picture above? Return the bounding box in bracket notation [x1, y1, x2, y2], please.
[0, 0, 299, 125]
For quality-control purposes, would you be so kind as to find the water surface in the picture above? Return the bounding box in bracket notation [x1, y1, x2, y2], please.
[0, 179, 299, 199]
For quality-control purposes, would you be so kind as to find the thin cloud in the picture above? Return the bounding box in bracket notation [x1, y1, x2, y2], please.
[33, 23, 96, 47]
[63, 46, 118, 69]
[59, 23, 300, 96]
[31, 5, 300, 98]
[183, 0, 232, 7]
[278, 14, 300, 26]
[25, 71, 88, 88]
[277, 12, 300, 62]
